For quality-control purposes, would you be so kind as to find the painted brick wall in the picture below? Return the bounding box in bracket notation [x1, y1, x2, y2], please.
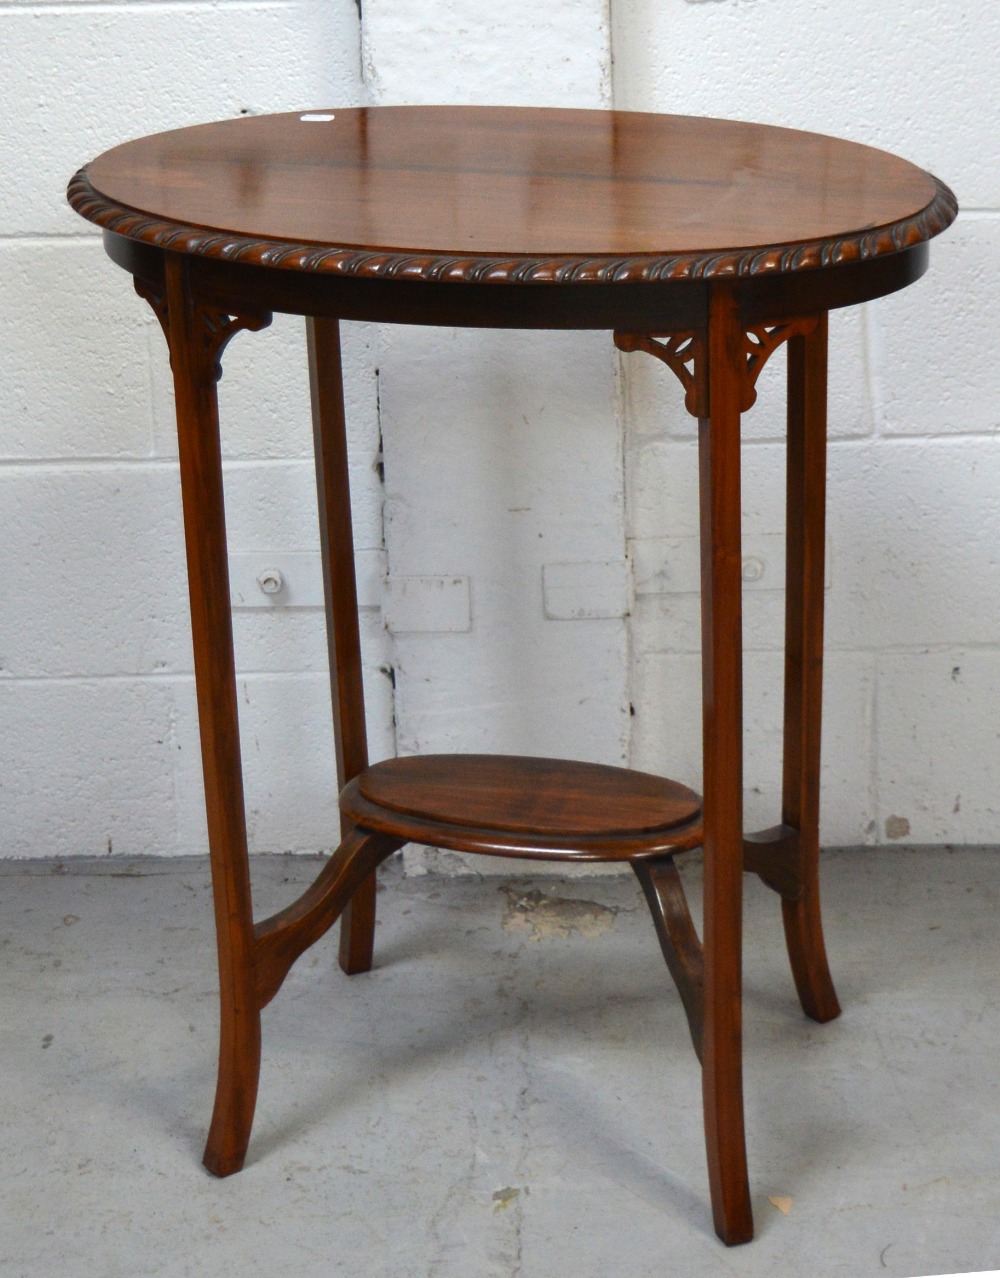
[2, 0, 994, 860]
[613, 0, 1000, 845]
[359, 0, 627, 873]
[1, 0, 386, 857]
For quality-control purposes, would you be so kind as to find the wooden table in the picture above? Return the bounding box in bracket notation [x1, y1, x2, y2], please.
[69, 106, 955, 1245]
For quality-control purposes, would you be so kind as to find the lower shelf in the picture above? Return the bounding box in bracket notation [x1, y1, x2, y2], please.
[341, 753, 704, 861]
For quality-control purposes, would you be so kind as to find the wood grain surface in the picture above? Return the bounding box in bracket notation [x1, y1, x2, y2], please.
[73, 104, 956, 1244]
[70, 106, 956, 284]
[356, 754, 702, 837]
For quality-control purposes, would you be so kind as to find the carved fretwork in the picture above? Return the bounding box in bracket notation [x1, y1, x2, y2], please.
[198, 306, 273, 381]
[615, 316, 818, 418]
[614, 329, 708, 418]
[134, 277, 170, 351]
[133, 276, 272, 381]
[742, 318, 816, 410]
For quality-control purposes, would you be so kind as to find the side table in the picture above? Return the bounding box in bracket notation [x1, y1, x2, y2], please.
[68, 106, 956, 1245]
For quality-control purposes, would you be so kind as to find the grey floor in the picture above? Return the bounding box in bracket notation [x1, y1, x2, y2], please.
[2, 848, 1000, 1278]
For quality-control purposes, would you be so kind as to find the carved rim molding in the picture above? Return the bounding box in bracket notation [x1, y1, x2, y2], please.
[67, 167, 957, 287]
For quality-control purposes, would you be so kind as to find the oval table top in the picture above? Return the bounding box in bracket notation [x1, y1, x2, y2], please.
[69, 106, 956, 287]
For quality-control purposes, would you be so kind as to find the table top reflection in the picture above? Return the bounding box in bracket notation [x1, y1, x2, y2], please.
[70, 106, 956, 287]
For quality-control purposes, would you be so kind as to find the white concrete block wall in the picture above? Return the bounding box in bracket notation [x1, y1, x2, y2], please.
[362, 0, 612, 107]
[1, 0, 382, 858]
[2, 0, 995, 861]
[379, 328, 628, 759]
[359, 0, 628, 873]
[616, 0, 1000, 845]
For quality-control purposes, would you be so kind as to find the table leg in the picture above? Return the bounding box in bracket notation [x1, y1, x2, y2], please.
[161, 256, 262, 1176]
[781, 316, 841, 1023]
[306, 317, 375, 975]
[698, 284, 754, 1245]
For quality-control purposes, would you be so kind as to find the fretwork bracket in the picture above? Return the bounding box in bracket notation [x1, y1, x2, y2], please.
[615, 330, 707, 417]
[134, 277, 272, 381]
[614, 316, 818, 418]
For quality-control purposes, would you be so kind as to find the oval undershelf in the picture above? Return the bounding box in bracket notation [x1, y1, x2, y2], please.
[341, 754, 703, 862]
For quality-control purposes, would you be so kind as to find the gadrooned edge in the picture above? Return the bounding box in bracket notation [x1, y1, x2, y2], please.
[67, 168, 958, 286]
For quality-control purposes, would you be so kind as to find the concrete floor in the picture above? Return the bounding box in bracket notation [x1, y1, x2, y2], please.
[2, 848, 1000, 1278]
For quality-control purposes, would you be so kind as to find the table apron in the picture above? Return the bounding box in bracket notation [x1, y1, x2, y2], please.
[102, 231, 928, 333]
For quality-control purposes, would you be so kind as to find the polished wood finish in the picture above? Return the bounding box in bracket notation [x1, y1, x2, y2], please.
[163, 255, 264, 1179]
[71, 107, 954, 283]
[780, 316, 842, 1023]
[357, 754, 702, 840]
[344, 754, 702, 855]
[342, 777, 703, 863]
[615, 329, 707, 416]
[697, 283, 753, 1243]
[633, 858, 705, 1059]
[306, 316, 376, 975]
[742, 824, 803, 899]
[253, 827, 403, 1010]
[69, 107, 954, 1247]
[105, 224, 931, 334]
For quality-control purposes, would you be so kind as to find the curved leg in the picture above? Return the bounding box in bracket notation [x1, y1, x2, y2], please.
[204, 992, 262, 1179]
[255, 827, 403, 1008]
[698, 283, 754, 1245]
[632, 857, 705, 1060]
[307, 316, 379, 976]
[782, 316, 840, 1023]
[203, 826, 402, 1175]
[338, 873, 377, 975]
[156, 257, 271, 1179]
[782, 889, 839, 1022]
